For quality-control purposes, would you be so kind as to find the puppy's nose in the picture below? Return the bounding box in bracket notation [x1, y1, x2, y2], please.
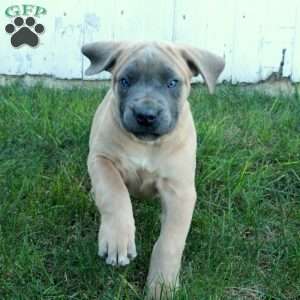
[133, 107, 158, 127]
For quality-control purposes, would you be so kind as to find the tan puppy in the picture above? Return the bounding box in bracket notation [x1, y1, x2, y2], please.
[82, 41, 225, 298]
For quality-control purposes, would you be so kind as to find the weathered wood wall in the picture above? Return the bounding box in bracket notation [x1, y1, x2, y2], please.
[1, 0, 299, 83]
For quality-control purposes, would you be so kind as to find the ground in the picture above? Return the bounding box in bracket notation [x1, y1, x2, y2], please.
[0, 83, 299, 299]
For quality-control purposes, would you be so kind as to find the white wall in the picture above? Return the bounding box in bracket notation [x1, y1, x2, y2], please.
[0, 0, 299, 83]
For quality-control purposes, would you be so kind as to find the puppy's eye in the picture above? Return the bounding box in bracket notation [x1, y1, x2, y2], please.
[120, 78, 130, 89]
[167, 79, 178, 88]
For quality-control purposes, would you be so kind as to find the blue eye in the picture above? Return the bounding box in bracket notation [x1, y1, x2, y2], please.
[120, 78, 130, 89]
[167, 79, 178, 88]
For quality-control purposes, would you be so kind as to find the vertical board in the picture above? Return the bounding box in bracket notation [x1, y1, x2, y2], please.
[0, 0, 84, 79]
[202, 0, 236, 82]
[0, 0, 55, 76]
[173, 0, 210, 47]
[292, 1, 300, 81]
[172, 0, 209, 83]
[81, 0, 116, 80]
[173, 0, 236, 83]
[113, 0, 174, 41]
[231, 0, 266, 83]
[260, 0, 298, 79]
[52, 0, 85, 79]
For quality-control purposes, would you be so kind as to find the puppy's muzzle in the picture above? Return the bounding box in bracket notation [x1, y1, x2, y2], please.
[132, 105, 161, 127]
[121, 98, 172, 139]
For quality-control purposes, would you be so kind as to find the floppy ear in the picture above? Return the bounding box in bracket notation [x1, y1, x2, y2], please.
[81, 41, 124, 75]
[178, 46, 225, 94]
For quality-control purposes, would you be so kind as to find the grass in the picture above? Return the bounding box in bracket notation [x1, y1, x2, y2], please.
[0, 82, 300, 299]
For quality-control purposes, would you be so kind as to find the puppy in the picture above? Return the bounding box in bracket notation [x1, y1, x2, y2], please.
[82, 41, 225, 298]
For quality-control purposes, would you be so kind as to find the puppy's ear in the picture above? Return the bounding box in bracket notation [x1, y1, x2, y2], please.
[81, 42, 124, 75]
[178, 46, 225, 93]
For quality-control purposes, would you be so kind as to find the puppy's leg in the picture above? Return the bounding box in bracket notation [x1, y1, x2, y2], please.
[147, 179, 196, 298]
[88, 155, 136, 266]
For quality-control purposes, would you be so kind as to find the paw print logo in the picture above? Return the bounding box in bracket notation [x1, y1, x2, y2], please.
[5, 17, 45, 48]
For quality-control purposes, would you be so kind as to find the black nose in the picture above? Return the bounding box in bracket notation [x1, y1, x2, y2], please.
[133, 107, 158, 127]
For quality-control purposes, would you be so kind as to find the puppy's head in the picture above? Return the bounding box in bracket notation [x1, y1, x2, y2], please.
[82, 41, 224, 141]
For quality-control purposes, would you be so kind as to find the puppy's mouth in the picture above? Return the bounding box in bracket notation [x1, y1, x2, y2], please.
[125, 124, 175, 142]
[120, 106, 173, 140]
[132, 131, 161, 141]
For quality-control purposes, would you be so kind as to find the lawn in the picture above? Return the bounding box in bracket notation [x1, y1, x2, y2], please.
[0, 82, 299, 299]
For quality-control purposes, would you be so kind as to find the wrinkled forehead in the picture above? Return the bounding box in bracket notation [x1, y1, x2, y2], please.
[114, 44, 187, 81]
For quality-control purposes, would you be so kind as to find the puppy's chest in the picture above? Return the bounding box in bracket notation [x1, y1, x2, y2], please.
[116, 153, 160, 198]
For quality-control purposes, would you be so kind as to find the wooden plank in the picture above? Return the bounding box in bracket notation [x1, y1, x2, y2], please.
[259, 0, 297, 79]
[173, 0, 236, 83]
[173, 0, 209, 47]
[113, 0, 174, 41]
[81, 0, 116, 80]
[198, 0, 236, 83]
[52, 0, 85, 79]
[0, 0, 55, 76]
[292, 1, 300, 82]
[231, 0, 266, 83]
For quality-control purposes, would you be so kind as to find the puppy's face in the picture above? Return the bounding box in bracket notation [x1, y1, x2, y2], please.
[113, 46, 190, 140]
[82, 42, 225, 140]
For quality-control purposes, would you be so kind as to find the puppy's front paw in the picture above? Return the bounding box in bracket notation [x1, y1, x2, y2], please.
[98, 216, 136, 266]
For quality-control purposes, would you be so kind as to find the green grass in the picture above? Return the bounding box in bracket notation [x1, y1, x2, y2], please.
[0, 82, 300, 299]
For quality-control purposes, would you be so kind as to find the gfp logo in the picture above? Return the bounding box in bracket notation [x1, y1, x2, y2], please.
[4, 5, 47, 48]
